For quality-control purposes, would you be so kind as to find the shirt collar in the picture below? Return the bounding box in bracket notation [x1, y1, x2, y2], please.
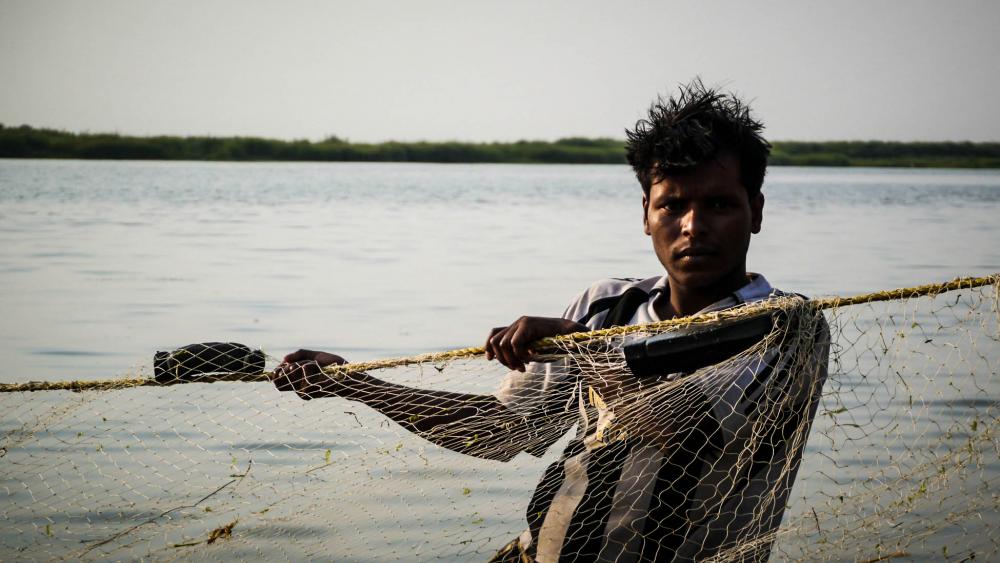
[648, 272, 774, 318]
[734, 273, 774, 303]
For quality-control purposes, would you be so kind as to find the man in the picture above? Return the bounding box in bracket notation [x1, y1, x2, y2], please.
[273, 80, 829, 562]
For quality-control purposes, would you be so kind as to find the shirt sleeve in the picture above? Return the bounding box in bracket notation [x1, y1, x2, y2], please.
[494, 359, 579, 457]
[492, 289, 595, 456]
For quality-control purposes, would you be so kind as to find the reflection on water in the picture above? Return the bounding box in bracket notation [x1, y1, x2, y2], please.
[1, 160, 999, 560]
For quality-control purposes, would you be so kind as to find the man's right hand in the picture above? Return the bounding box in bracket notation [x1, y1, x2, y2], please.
[272, 349, 347, 401]
[485, 316, 588, 372]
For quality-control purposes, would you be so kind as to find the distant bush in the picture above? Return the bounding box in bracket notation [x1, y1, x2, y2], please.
[1, 125, 998, 168]
[771, 141, 1000, 168]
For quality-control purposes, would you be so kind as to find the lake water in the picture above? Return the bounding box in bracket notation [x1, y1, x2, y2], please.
[1, 160, 998, 382]
[0, 160, 998, 561]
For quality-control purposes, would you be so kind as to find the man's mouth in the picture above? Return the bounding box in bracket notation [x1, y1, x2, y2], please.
[676, 246, 717, 259]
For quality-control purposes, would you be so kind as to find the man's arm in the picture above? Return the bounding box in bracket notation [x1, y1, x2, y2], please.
[273, 315, 586, 463]
[346, 373, 547, 461]
[273, 351, 533, 461]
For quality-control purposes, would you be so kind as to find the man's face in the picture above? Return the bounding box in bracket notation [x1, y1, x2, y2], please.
[642, 152, 764, 291]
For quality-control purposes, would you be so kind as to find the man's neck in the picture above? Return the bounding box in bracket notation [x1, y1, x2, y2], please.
[666, 270, 750, 318]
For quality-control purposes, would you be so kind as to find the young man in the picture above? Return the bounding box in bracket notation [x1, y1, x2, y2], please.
[273, 81, 829, 562]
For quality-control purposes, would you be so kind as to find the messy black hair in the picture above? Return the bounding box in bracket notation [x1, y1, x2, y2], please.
[625, 79, 771, 196]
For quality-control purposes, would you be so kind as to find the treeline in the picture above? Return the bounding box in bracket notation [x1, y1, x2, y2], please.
[2, 124, 999, 168]
[769, 141, 1000, 168]
[0, 125, 623, 164]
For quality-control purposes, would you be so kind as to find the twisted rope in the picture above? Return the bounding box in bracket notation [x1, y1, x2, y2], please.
[2, 274, 996, 393]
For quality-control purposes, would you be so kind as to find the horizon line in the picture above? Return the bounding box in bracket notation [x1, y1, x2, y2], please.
[3, 123, 999, 146]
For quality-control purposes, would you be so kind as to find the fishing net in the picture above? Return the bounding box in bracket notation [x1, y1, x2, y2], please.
[1, 276, 997, 562]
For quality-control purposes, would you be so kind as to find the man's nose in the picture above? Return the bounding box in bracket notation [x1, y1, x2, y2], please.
[681, 207, 706, 237]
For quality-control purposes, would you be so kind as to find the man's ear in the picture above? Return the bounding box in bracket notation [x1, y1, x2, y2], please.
[750, 192, 764, 234]
[642, 192, 651, 236]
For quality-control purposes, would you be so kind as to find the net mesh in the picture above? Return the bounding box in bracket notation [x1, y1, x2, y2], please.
[1, 276, 997, 562]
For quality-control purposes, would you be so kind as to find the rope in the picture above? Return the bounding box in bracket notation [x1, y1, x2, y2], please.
[0, 372, 270, 393]
[2, 274, 996, 393]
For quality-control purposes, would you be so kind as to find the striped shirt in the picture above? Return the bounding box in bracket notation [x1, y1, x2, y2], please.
[494, 274, 829, 562]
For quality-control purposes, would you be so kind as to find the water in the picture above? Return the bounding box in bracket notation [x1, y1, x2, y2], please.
[1, 160, 998, 383]
[0, 160, 998, 560]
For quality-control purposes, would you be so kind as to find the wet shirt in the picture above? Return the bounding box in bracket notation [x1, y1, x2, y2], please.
[494, 274, 830, 562]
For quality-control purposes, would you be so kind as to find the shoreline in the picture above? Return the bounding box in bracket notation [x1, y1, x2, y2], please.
[2, 125, 999, 168]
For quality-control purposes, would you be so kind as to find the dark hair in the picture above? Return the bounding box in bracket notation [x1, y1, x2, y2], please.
[625, 79, 771, 196]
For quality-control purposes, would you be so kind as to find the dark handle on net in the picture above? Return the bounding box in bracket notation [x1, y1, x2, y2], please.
[154, 342, 266, 383]
[624, 312, 778, 378]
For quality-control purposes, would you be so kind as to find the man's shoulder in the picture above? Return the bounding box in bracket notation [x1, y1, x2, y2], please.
[562, 276, 663, 324]
[742, 275, 830, 352]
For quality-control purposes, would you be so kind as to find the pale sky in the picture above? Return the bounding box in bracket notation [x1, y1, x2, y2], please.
[2, 0, 999, 142]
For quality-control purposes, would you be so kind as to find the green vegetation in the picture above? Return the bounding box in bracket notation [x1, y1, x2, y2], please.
[2, 124, 999, 168]
[769, 141, 1000, 168]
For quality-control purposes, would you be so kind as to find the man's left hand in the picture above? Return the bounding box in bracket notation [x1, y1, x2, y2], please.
[484, 316, 587, 372]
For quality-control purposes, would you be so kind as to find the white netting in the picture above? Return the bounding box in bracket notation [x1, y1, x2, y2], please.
[1, 277, 997, 562]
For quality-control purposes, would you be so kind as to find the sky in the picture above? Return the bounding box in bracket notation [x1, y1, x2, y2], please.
[1, 0, 999, 143]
